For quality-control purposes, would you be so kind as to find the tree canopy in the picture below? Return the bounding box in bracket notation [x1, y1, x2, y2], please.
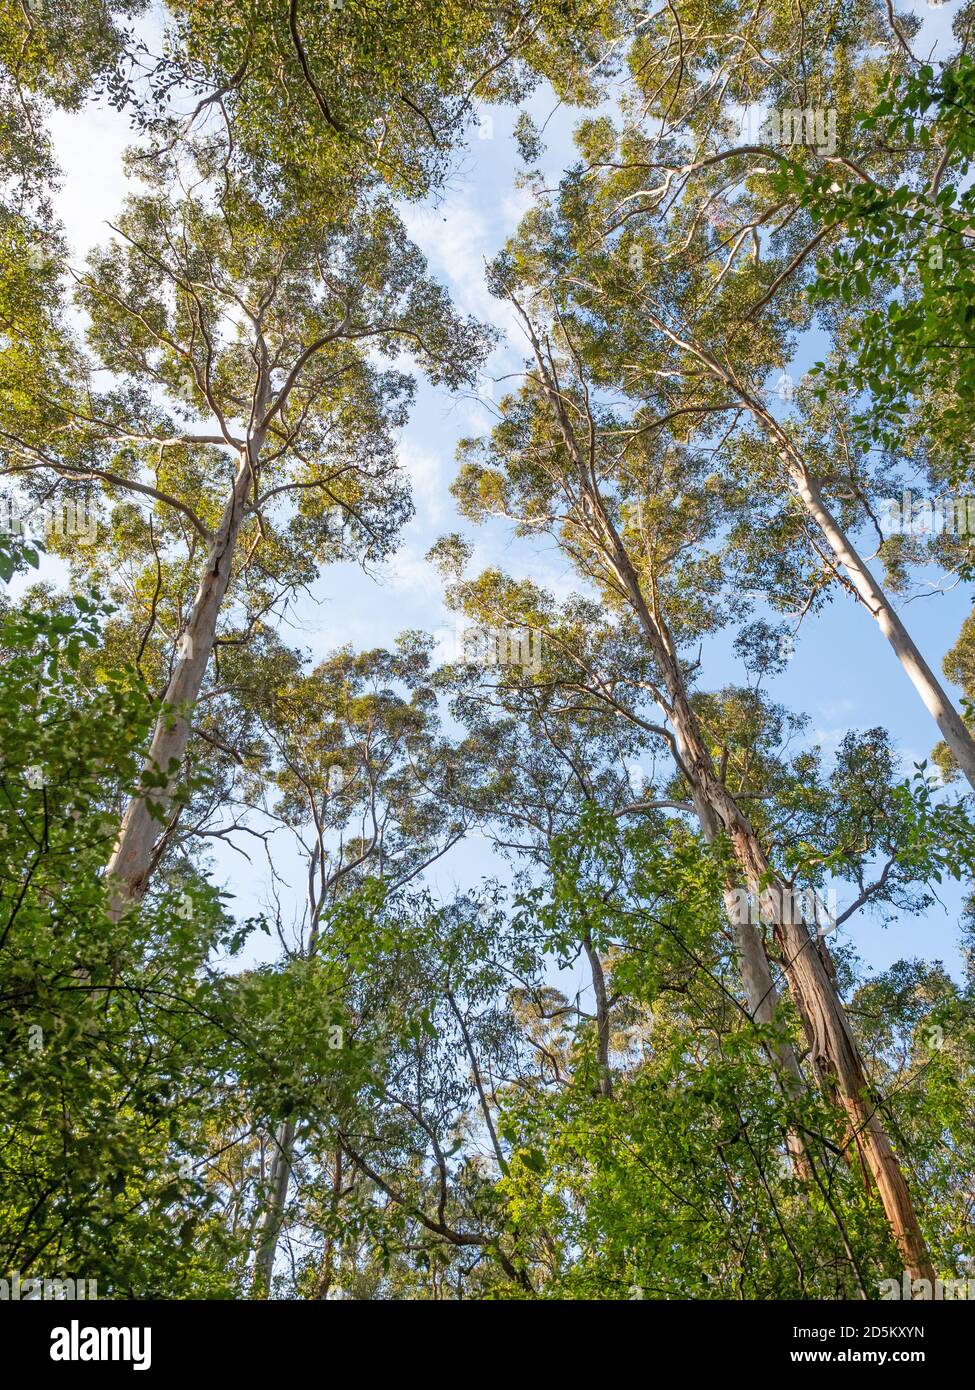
[1, 0, 974, 1307]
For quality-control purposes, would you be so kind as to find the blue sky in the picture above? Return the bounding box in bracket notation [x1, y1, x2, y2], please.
[26, 0, 973, 989]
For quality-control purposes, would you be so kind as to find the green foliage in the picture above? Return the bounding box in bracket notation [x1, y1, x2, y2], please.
[792, 58, 975, 485]
[0, 559, 354, 1294]
[1, 0, 974, 1306]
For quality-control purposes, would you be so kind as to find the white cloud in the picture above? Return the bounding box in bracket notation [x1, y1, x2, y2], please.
[401, 198, 497, 323]
[398, 439, 450, 526]
[811, 727, 846, 761]
[49, 104, 134, 263]
[385, 539, 437, 594]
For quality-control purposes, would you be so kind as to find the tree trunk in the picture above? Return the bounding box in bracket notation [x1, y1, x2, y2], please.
[583, 935, 614, 1098]
[253, 1117, 296, 1298]
[621, 550, 934, 1281]
[314, 1148, 344, 1300]
[527, 333, 935, 1281]
[105, 443, 258, 916]
[693, 794, 806, 1085]
[651, 313, 975, 790]
[687, 742, 810, 1171]
[790, 465, 975, 789]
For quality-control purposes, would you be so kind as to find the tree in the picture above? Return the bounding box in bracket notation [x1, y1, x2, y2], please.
[0, 0, 143, 214]
[449, 253, 937, 1276]
[0, 555, 240, 1293]
[793, 55, 975, 491]
[506, 4, 975, 785]
[151, 0, 621, 206]
[244, 636, 472, 1293]
[3, 0, 975, 1305]
[789, 52, 975, 771]
[0, 167, 486, 913]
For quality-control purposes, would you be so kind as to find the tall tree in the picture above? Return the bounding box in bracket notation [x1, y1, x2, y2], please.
[245, 636, 471, 1292]
[512, 2, 975, 785]
[152, 0, 621, 206]
[450, 263, 937, 1277]
[0, 170, 486, 912]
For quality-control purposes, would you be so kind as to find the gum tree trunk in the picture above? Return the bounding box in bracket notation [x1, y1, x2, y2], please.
[648, 313, 975, 791]
[253, 1118, 297, 1297]
[106, 433, 262, 917]
[791, 465, 975, 789]
[619, 537, 935, 1282]
[528, 331, 935, 1282]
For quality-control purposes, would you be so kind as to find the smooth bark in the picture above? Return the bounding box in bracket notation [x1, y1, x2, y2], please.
[106, 404, 267, 916]
[253, 1117, 296, 1297]
[525, 321, 935, 1281]
[646, 313, 975, 791]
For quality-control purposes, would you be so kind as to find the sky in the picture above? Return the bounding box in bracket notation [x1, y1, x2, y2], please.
[25, 0, 974, 990]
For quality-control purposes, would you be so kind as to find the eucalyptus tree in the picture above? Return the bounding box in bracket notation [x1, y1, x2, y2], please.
[514, 1, 975, 787]
[151, 0, 622, 208]
[435, 530, 975, 1221]
[0, 163, 488, 913]
[446, 417, 814, 1122]
[242, 636, 479, 1292]
[497, 808, 897, 1299]
[0, 559, 250, 1295]
[789, 51, 975, 772]
[792, 52, 975, 499]
[448, 254, 942, 1278]
[0, 0, 143, 215]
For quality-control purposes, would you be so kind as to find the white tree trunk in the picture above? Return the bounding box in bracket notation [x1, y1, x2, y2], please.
[105, 446, 257, 917]
[253, 1118, 297, 1297]
[646, 313, 975, 789]
[792, 465, 975, 788]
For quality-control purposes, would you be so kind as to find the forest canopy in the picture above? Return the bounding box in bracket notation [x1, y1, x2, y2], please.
[1, 0, 974, 1308]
